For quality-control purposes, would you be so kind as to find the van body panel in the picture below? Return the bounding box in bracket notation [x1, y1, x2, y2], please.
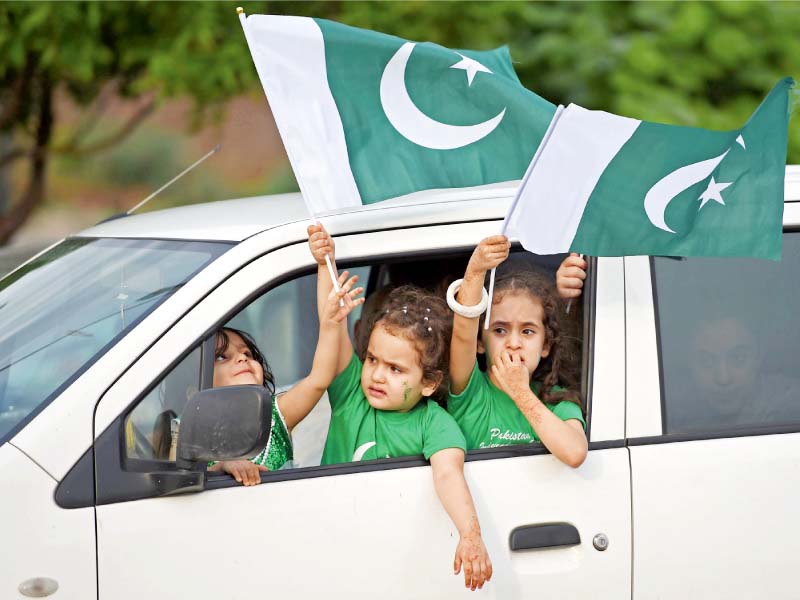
[0, 443, 96, 600]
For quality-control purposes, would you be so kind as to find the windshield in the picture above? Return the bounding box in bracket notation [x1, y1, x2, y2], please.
[0, 237, 231, 443]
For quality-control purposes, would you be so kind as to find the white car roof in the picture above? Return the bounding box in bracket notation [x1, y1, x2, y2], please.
[77, 181, 520, 242]
[78, 166, 800, 243]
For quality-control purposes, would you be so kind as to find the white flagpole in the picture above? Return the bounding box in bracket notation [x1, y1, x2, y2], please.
[237, 8, 342, 302]
[484, 105, 566, 329]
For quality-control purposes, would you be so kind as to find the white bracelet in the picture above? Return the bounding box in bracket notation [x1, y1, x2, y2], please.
[446, 278, 489, 319]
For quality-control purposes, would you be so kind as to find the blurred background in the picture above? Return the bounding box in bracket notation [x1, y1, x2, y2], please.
[1, 1, 798, 272]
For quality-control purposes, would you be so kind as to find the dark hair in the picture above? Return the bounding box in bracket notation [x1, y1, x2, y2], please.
[214, 327, 275, 395]
[354, 285, 394, 358]
[482, 268, 581, 408]
[152, 409, 177, 460]
[369, 285, 452, 401]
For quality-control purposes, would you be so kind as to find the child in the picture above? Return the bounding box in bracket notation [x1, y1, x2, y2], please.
[208, 269, 364, 486]
[448, 236, 588, 468]
[308, 224, 492, 592]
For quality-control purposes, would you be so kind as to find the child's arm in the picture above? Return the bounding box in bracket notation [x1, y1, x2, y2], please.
[429, 448, 492, 591]
[308, 223, 355, 375]
[277, 270, 364, 431]
[207, 460, 267, 486]
[556, 252, 587, 300]
[450, 235, 510, 395]
[491, 351, 588, 468]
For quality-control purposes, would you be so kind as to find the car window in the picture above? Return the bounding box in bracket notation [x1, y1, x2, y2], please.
[118, 247, 584, 482]
[125, 347, 201, 461]
[121, 267, 372, 470]
[653, 232, 800, 435]
[227, 267, 370, 386]
[0, 238, 230, 444]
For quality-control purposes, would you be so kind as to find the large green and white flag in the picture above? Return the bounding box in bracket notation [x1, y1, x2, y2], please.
[506, 78, 794, 260]
[240, 14, 555, 214]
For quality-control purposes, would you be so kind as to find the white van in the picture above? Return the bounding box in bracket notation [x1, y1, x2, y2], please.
[2, 167, 800, 599]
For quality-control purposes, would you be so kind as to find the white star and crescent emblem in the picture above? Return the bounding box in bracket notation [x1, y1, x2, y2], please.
[379, 42, 506, 150]
[644, 134, 745, 234]
[352, 441, 376, 462]
[449, 53, 493, 86]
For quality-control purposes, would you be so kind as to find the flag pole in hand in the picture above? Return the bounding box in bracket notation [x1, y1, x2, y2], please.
[241, 6, 344, 306]
[484, 106, 565, 329]
[239, 7, 343, 304]
[564, 253, 584, 315]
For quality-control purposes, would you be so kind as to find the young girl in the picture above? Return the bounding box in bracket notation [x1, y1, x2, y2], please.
[308, 224, 492, 592]
[448, 235, 588, 468]
[208, 269, 364, 486]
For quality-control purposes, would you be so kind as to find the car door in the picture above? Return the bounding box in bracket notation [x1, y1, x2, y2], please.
[93, 219, 631, 599]
[626, 205, 800, 598]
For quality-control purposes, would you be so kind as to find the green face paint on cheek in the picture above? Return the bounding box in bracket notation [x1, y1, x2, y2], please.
[402, 382, 411, 405]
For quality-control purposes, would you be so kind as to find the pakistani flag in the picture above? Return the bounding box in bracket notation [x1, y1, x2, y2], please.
[505, 78, 794, 260]
[240, 14, 555, 214]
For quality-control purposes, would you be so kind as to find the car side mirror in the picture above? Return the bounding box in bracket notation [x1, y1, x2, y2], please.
[176, 385, 272, 468]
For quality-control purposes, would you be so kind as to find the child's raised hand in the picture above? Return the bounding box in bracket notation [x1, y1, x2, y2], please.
[322, 270, 365, 324]
[217, 460, 268, 486]
[467, 235, 510, 275]
[454, 530, 493, 591]
[490, 351, 531, 403]
[307, 223, 335, 266]
[556, 252, 587, 300]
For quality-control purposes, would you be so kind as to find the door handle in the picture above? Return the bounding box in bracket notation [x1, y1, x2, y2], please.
[509, 523, 581, 551]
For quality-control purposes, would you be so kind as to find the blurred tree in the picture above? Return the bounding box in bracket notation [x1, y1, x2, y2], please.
[0, 1, 262, 243]
[0, 1, 797, 243]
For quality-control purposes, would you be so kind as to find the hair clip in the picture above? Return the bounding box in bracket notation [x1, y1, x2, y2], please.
[423, 316, 429, 321]
[426, 307, 431, 312]
[427, 327, 432, 332]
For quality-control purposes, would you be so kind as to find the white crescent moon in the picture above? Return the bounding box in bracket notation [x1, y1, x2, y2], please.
[380, 42, 506, 150]
[644, 150, 730, 233]
[352, 441, 376, 462]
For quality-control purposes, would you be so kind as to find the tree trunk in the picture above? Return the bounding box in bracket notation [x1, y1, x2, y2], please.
[0, 75, 52, 245]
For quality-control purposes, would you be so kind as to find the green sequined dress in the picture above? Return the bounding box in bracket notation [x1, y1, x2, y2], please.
[251, 397, 293, 470]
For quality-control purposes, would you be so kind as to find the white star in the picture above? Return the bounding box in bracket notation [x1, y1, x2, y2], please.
[449, 53, 493, 86]
[698, 176, 733, 210]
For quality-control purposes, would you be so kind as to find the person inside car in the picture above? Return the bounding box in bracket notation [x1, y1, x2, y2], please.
[207, 267, 364, 486]
[447, 237, 587, 467]
[308, 224, 493, 591]
[667, 315, 799, 432]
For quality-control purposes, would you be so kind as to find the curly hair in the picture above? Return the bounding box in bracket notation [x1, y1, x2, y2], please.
[214, 327, 276, 395]
[482, 268, 581, 408]
[369, 285, 452, 402]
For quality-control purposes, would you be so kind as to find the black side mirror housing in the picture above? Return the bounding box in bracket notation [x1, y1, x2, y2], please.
[176, 385, 272, 466]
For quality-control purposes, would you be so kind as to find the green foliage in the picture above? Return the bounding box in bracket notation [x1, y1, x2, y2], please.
[1, 0, 798, 161]
[71, 126, 183, 187]
[299, 0, 800, 161]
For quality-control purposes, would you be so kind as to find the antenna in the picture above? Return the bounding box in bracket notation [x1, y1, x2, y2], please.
[126, 143, 221, 215]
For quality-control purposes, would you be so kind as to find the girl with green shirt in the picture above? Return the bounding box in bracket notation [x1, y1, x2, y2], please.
[208, 267, 365, 485]
[308, 224, 492, 592]
[447, 236, 588, 468]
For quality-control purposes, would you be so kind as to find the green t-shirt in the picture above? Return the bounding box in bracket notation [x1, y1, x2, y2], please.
[447, 363, 585, 450]
[321, 354, 467, 465]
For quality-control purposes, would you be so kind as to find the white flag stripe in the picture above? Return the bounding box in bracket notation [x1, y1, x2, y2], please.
[507, 104, 640, 254]
[244, 15, 362, 213]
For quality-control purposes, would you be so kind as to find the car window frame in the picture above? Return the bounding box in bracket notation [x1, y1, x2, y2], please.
[629, 225, 800, 446]
[91, 221, 605, 505]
